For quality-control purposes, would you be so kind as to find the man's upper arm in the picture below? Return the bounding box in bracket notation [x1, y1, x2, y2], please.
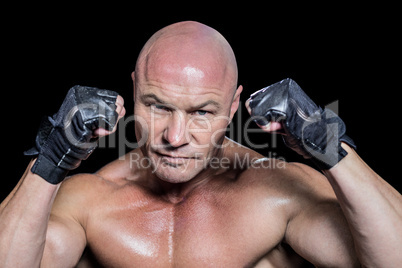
[40, 175, 89, 267]
[41, 213, 86, 267]
[284, 163, 360, 267]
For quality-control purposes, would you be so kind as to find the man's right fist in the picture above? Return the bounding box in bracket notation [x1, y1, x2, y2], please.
[25, 85, 124, 184]
[246, 79, 356, 170]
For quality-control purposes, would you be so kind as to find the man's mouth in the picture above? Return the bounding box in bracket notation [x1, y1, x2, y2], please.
[154, 151, 197, 165]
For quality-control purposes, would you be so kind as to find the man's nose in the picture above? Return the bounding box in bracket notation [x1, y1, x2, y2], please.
[163, 111, 189, 148]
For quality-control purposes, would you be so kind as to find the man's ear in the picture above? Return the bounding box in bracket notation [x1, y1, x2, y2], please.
[229, 85, 243, 121]
[131, 71, 136, 100]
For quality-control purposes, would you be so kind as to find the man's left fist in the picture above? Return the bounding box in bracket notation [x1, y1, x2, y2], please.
[25, 85, 123, 184]
[246, 78, 356, 170]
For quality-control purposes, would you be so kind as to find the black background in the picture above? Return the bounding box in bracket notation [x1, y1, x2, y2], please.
[2, 3, 400, 201]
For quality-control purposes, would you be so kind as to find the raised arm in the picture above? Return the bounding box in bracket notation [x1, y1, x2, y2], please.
[283, 162, 360, 267]
[0, 161, 86, 267]
[0, 86, 124, 267]
[1, 161, 60, 267]
[324, 144, 402, 266]
[246, 78, 402, 266]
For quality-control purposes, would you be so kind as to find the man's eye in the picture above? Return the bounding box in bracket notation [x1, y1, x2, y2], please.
[152, 104, 169, 111]
[195, 110, 208, 116]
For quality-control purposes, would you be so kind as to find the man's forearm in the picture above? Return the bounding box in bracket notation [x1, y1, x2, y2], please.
[0, 159, 60, 267]
[324, 144, 402, 267]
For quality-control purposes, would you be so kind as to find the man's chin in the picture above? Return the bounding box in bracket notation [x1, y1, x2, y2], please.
[152, 162, 204, 184]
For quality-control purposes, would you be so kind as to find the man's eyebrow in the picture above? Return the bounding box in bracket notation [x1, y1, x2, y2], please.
[141, 93, 221, 110]
[141, 93, 167, 104]
[193, 100, 221, 110]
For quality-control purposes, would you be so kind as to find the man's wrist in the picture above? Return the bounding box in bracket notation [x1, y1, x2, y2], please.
[30, 154, 70, 184]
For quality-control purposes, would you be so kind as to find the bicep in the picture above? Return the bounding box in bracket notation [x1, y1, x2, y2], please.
[41, 213, 87, 268]
[286, 201, 359, 267]
[40, 175, 91, 268]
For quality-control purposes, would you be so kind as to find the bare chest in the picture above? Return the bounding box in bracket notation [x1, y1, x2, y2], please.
[85, 188, 289, 267]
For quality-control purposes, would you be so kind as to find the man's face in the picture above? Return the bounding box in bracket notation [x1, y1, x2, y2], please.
[133, 64, 239, 183]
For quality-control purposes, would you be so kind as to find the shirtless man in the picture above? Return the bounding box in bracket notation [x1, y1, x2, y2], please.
[1, 21, 401, 267]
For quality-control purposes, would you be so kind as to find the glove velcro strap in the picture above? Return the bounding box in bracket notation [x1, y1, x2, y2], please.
[283, 108, 356, 170]
[31, 154, 70, 184]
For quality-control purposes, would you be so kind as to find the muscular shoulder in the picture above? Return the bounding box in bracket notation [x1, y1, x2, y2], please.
[232, 146, 337, 213]
[221, 139, 336, 204]
[258, 161, 334, 194]
[60, 149, 140, 189]
[51, 152, 142, 222]
[51, 173, 114, 222]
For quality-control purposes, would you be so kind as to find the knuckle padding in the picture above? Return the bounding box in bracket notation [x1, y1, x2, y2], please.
[249, 78, 356, 170]
[24, 85, 119, 184]
[74, 86, 118, 131]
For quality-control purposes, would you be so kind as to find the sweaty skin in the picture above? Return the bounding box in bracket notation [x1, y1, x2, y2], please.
[59, 143, 351, 267]
[1, 21, 366, 267]
[47, 21, 357, 267]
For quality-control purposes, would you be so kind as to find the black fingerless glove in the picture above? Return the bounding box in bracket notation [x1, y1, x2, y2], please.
[249, 78, 356, 170]
[24, 85, 118, 184]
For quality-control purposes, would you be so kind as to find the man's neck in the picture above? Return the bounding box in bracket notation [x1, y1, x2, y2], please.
[132, 138, 246, 203]
[145, 163, 225, 204]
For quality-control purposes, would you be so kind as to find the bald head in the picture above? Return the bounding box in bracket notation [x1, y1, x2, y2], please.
[134, 21, 238, 96]
[132, 22, 243, 183]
